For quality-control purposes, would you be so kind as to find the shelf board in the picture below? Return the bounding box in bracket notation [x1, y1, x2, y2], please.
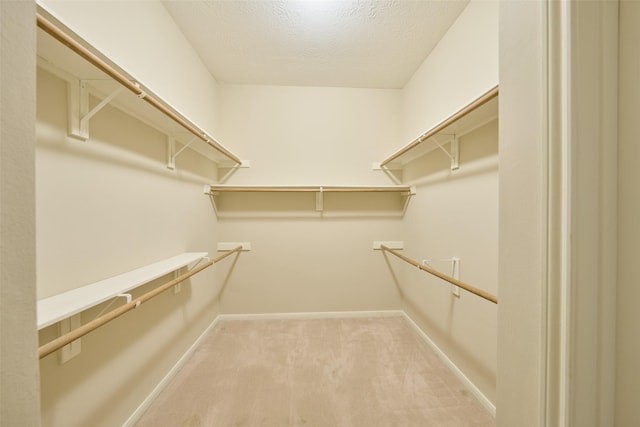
[37, 252, 208, 330]
[380, 86, 499, 169]
[208, 185, 414, 193]
[36, 10, 241, 167]
[205, 185, 415, 217]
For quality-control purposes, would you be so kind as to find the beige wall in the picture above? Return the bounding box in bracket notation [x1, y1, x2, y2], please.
[35, 0, 503, 425]
[0, 1, 41, 425]
[216, 84, 404, 314]
[398, 0, 498, 409]
[39, 0, 225, 138]
[35, 2, 228, 426]
[402, 0, 498, 142]
[617, 1, 640, 425]
[20, 0, 640, 425]
[36, 61, 223, 427]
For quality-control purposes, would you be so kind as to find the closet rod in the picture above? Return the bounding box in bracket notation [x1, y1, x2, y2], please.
[380, 85, 499, 167]
[35, 12, 242, 166]
[380, 244, 497, 304]
[38, 246, 243, 360]
[208, 186, 412, 193]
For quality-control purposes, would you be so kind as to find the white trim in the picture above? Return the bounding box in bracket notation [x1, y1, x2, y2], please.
[401, 312, 496, 418]
[217, 310, 404, 322]
[122, 315, 224, 427]
[545, 2, 619, 426]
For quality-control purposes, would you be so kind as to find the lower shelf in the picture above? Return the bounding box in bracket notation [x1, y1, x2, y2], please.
[37, 252, 208, 330]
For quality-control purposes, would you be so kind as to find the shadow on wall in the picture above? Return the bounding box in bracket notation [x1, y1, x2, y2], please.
[377, 249, 496, 399]
[208, 191, 409, 219]
[38, 273, 194, 425]
[216, 250, 242, 300]
[381, 250, 405, 299]
[36, 68, 217, 185]
[38, 253, 243, 427]
[402, 119, 499, 185]
[403, 294, 496, 393]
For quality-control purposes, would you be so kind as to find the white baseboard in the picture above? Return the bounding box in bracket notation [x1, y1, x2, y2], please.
[400, 312, 496, 418]
[218, 310, 404, 321]
[123, 309, 494, 426]
[122, 315, 224, 427]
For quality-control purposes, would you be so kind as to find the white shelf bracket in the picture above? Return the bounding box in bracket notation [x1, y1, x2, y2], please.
[167, 135, 196, 169]
[431, 134, 460, 171]
[116, 293, 132, 304]
[219, 159, 251, 169]
[316, 187, 324, 211]
[173, 270, 182, 294]
[451, 257, 461, 297]
[79, 84, 124, 132]
[69, 81, 123, 141]
[68, 78, 90, 140]
[401, 186, 416, 216]
[421, 257, 461, 297]
[402, 187, 417, 197]
[451, 136, 460, 170]
[217, 242, 252, 251]
[58, 313, 82, 364]
[373, 241, 404, 250]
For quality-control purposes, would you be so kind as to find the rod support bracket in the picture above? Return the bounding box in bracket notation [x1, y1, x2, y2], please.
[116, 293, 132, 304]
[451, 136, 459, 170]
[316, 187, 324, 211]
[167, 134, 196, 169]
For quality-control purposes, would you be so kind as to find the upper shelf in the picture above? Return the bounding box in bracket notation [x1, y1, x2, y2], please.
[37, 252, 208, 330]
[35, 10, 244, 168]
[205, 185, 415, 218]
[375, 86, 499, 171]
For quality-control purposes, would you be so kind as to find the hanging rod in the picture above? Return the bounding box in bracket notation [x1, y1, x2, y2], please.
[380, 85, 499, 168]
[36, 12, 242, 166]
[38, 246, 243, 359]
[207, 185, 413, 193]
[380, 244, 497, 304]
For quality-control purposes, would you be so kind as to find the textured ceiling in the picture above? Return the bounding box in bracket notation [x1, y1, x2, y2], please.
[162, 0, 469, 89]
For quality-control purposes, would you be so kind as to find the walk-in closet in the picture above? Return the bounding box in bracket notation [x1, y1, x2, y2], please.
[1, 0, 635, 426]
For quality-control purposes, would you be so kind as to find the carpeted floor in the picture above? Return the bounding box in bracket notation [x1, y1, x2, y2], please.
[134, 317, 495, 427]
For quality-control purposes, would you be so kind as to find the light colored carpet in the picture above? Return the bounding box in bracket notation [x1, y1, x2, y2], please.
[135, 317, 495, 427]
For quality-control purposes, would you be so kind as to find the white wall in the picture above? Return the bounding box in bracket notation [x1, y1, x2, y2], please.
[617, 1, 640, 425]
[0, 1, 41, 425]
[398, 0, 498, 409]
[216, 84, 404, 314]
[35, 2, 228, 426]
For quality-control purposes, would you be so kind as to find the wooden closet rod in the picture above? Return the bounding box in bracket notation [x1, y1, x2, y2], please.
[36, 12, 242, 165]
[38, 246, 243, 359]
[380, 245, 497, 304]
[380, 85, 499, 167]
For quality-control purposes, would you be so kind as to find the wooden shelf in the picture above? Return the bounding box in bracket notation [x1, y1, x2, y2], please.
[208, 185, 414, 193]
[376, 86, 499, 171]
[35, 10, 243, 169]
[37, 252, 208, 330]
[205, 185, 415, 217]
